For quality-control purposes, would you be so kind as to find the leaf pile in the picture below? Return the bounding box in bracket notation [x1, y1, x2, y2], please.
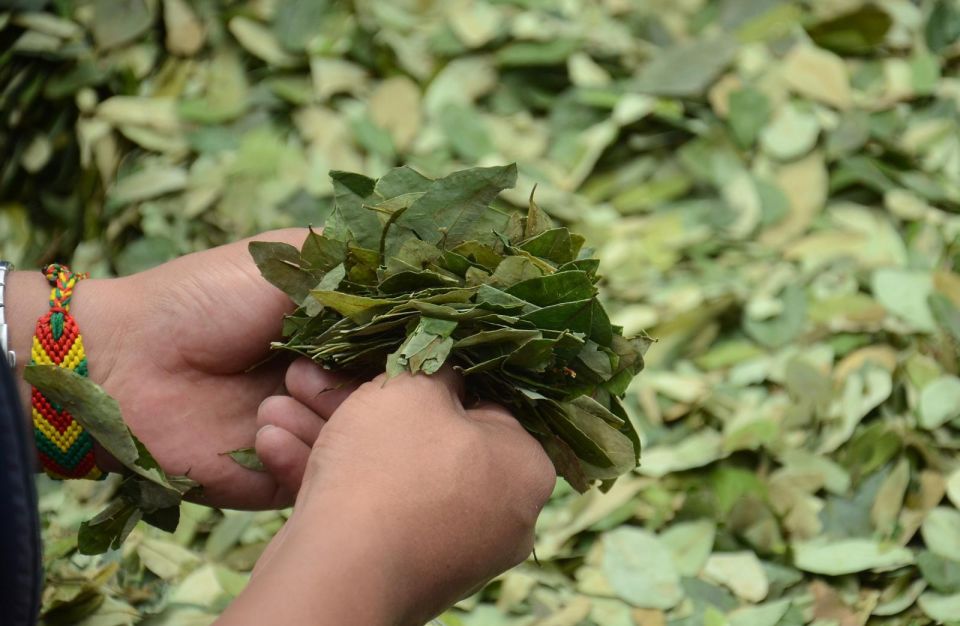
[6, 0, 960, 624]
[252, 163, 647, 492]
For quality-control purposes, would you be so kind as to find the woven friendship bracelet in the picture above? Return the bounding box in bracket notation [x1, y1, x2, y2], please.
[32, 264, 103, 480]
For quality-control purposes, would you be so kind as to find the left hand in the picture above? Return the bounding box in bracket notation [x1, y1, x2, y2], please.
[20, 229, 347, 509]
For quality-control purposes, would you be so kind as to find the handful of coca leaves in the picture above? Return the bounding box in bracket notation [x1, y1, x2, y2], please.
[251, 164, 647, 491]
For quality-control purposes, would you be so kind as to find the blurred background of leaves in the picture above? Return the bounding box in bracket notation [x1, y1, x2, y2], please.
[4, 0, 960, 624]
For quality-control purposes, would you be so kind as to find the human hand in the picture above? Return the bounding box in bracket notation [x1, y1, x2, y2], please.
[220, 362, 556, 626]
[9, 229, 343, 509]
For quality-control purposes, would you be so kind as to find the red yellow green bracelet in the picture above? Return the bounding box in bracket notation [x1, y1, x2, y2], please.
[32, 264, 103, 480]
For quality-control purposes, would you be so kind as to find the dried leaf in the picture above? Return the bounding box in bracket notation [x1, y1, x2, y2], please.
[634, 37, 738, 97]
[601, 528, 683, 609]
[162, 0, 205, 55]
[793, 539, 914, 575]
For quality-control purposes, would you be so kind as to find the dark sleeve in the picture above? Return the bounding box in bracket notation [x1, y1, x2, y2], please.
[0, 365, 41, 625]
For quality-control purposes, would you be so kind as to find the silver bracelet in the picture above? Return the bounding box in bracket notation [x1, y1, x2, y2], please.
[0, 261, 15, 369]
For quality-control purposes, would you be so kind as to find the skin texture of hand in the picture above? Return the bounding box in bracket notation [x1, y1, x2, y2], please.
[7, 229, 338, 509]
[218, 363, 557, 626]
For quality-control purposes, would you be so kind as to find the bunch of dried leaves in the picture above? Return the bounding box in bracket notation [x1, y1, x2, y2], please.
[252, 164, 647, 492]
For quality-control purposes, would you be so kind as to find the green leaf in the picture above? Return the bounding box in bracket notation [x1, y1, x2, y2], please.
[524, 190, 554, 240]
[506, 271, 596, 307]
[120, 473, 183, 512]
[375, 166, 433, 200]
[273, 0, 331, 51]
[792, 538, 914, 575]
[301, 231, 347, 272]
[310, 291, 394, 324]
[325, 171, 381, 250]
[601, 527, 684, 609]
[315, 263, 346, 293]
[728, 88, 770, 148]
[922, 507, 960, 562]
[661, 519, 716, 577]
[727, 600, 792, 626]
[522, 299, 595, 336]
[222, 447, 267, 472]
[872, 269, 937, 332]
[702, 551, 769, 603]
[919, 376, 960, 430]
[506, 338, 561, 372]
[454, 328, 541, 349]
[25, 365, 140, 466]
[743, 283, 807, 348]
[78, 499, 142, 555]
[927, 0, 960, 53]
[388, 317, 458, 375]
[577, 341, 614, 379]
[931, 292, 960, 345]
[634, 36, 738, 97]
[379, 270, 460, 295]
[142, 505, 181, 534]
[439, 103, 494, 163]
[476, 284, 530, 313]
[178, 50, 249, 123]
[490, 256, 546, 287]
[91, 0, 153, 49]
[566, 397, 635, 476]
[544, 399, 621, 472]
[518, 228, 576, 265]
[450, 241, 503, 271]
[538, 436, 587, 493]
[331, 170, 376, 199]
[496, 38, 580, 66]
[918, 551, 960, 594]
[589, 300, 614, 347]
[396, 164, 517, 248]
[806, 4, 892, 55]
[346, 245, 381, 285]
[918, 591, 960, 623]
[249, 241, 315, 303]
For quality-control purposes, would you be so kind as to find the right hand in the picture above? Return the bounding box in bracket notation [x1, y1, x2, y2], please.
[232, 361, 557, 626]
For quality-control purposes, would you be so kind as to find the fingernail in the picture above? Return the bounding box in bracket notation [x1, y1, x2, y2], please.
[256, 424, 276, 438]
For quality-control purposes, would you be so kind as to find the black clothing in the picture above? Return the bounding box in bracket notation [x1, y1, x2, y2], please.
[0, 364, 41, 625]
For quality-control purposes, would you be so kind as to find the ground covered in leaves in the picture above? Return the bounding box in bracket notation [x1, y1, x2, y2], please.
[4, 0, 960, 624]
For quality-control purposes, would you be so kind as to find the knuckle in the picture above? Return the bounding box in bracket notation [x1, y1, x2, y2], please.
[476, 407, 519, 426]
[256, 396, 281, 428]
[515, 447, 556, 513]
[353, 379, 385, 401]
[408, 372, 449, 397]
[508, 436, 556, 502]
[284, 359, 313, 394]
[530, 454, 557, 504]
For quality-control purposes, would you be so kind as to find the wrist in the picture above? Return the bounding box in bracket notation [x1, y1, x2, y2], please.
[70, 276, 131, 472]
[223, 496, 407, 626]
[8, 271, 130, 471]
[69, 277, 128, 392]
